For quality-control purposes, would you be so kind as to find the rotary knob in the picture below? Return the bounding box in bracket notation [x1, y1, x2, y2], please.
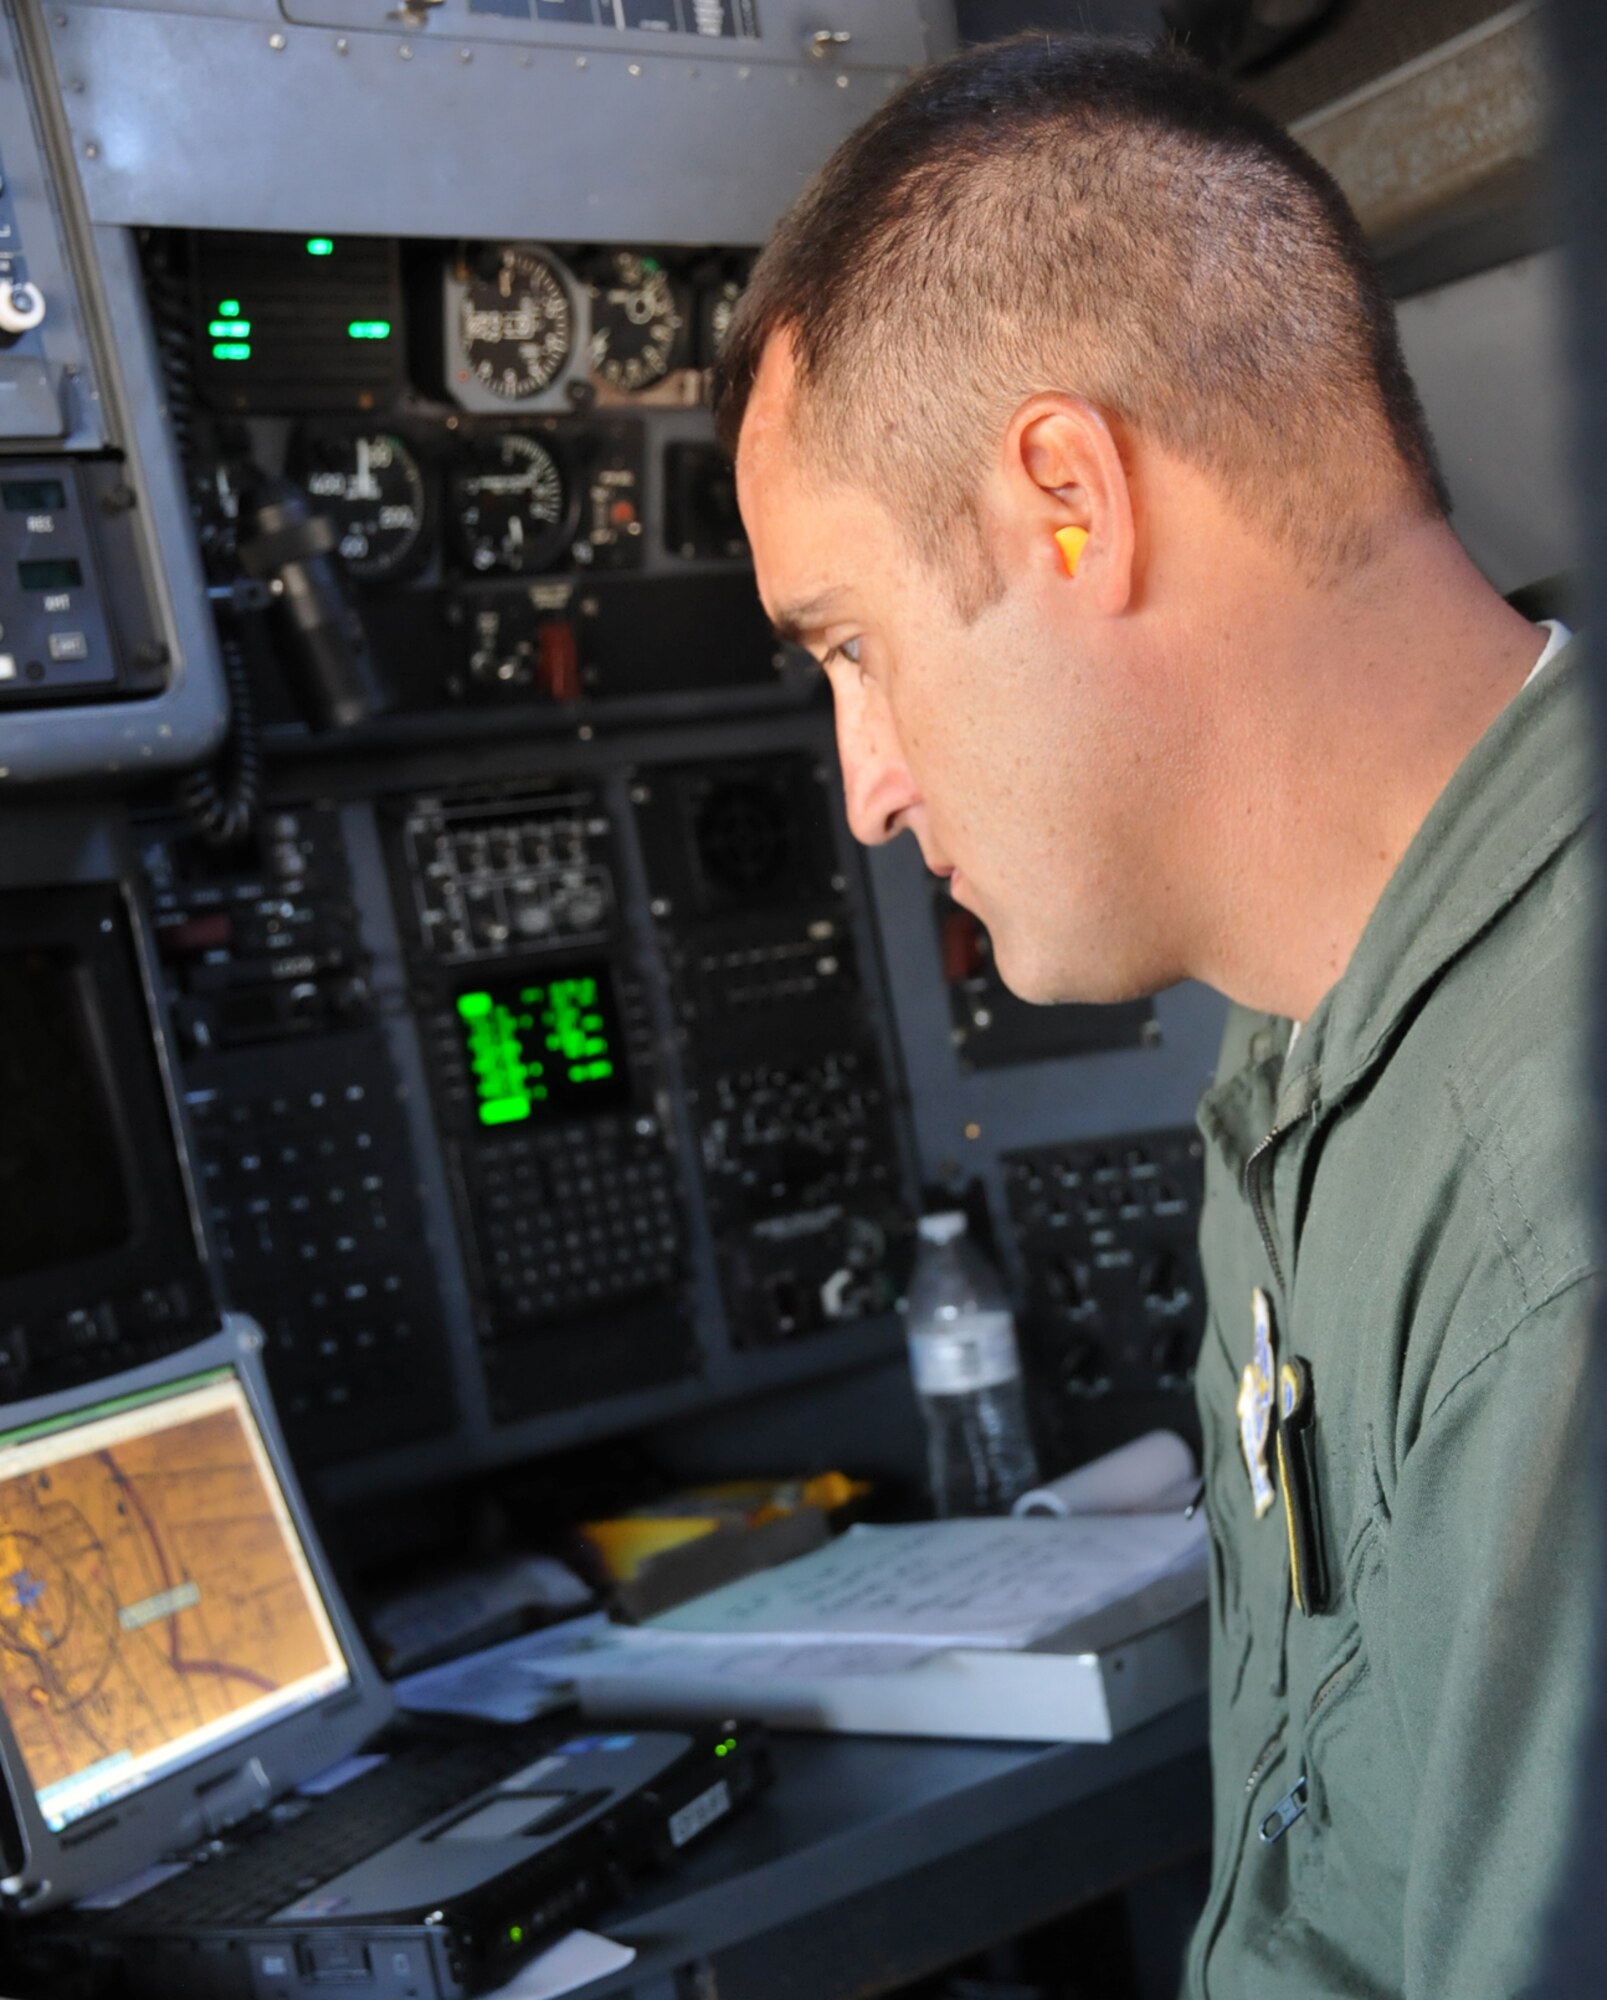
[0, 279, 46, 338]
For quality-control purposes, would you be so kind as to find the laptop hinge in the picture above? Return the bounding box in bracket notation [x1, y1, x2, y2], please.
[183, 1758, 273, 1842]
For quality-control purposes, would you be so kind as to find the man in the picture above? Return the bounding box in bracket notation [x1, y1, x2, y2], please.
[716, 33, 1597, 2000]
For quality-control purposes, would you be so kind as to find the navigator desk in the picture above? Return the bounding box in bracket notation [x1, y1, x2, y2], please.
[558, 1698, 1211, 2000]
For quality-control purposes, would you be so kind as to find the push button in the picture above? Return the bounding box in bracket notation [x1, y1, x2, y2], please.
[47, 630, 88, 661]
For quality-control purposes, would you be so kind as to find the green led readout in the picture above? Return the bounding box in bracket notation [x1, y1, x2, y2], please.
[457, 973, 623, 1130]
[307, 237, 335, 257]
[211, 299, 250, 361]
[347, 319, 392, 341]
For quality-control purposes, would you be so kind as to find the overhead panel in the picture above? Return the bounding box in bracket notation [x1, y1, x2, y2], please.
[38, 0, 940, 239]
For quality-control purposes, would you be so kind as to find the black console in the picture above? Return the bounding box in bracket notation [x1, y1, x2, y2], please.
[137, 808, 459, 1466]
[385, 782, 697, 1420]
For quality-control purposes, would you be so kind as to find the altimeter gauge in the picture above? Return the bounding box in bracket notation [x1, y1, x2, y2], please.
[457, 246, 576, 403]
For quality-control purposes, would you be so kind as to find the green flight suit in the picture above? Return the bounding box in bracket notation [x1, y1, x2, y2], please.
[1184, 638, 1599, 1999]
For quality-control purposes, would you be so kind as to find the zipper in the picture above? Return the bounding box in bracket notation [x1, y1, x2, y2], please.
[1243, 1126, 1288, 1294]
[1309, 1649, 1357, 1717]
[1243, 1719, 1287, 1798]
[1190, 1719, 1293, 1992]
[1259, 1776, 1309, 1844]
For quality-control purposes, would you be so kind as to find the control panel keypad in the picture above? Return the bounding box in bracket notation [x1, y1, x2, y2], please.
[475, 1117, 679, 1328]
[187, 1057, 454, 1464]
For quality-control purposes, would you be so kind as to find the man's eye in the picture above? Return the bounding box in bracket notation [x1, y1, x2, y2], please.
[821, 638, 864, 671]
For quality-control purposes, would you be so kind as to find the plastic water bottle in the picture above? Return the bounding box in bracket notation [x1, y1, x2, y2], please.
[904, 1211, 1040, 1516]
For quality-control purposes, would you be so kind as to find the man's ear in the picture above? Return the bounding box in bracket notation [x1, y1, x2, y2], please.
[1005, 394, 1136, 617]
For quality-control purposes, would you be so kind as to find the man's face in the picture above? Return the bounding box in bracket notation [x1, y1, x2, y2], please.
[735, 340, 1181, 1006]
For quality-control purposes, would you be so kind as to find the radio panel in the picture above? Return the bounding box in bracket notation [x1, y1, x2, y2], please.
[1003, 1125, 1207, 1462]
[137, 807, 460, 1468]
[634, 754, 913, 1347]
[386, 784, 697, 1422]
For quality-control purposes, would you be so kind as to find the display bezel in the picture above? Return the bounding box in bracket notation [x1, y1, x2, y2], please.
[0, 884, 209, 1335]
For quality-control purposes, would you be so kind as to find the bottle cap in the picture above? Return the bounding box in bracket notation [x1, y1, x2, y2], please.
[917, 1210, 968, 1245]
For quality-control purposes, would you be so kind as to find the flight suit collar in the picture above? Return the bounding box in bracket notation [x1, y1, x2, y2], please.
[1199, 635, 1593, 1175]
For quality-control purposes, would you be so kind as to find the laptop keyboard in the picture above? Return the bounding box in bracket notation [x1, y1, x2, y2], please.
[98, 1721, 564, 1929]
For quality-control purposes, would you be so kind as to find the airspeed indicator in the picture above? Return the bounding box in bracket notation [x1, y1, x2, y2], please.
[296, 431, 428, 583]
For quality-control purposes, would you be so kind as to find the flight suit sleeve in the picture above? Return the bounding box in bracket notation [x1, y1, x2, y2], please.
[1385, 1277, 1599, 2000]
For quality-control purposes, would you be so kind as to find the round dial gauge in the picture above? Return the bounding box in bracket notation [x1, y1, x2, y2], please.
[587, 252, 687, 393]
[298, 431, 428, 582]
[450, 433, 570, 575]
[459, 247, 574, 402]
[705, 278, 743, 359]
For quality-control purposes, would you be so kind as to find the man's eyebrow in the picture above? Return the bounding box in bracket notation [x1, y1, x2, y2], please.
[768, 589, 846, 646]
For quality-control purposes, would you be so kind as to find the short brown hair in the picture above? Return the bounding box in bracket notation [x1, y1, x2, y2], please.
[716, 34, 1447, 589]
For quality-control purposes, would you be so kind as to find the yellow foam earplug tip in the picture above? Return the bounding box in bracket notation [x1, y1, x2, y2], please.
[1054, 525, 1090, 577]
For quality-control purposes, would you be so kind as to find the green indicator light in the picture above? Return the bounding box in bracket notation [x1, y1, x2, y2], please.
[307, 237, 335, 256]
[218, 298, 241, 316]
[212, 342, 252, 361]
[714, 1743, 730, 1757]
[347, 319, 392, 340]
[208, 319, 251, 338]
[480, 1096, 531, 1126]
[457, 992, 493, 1020]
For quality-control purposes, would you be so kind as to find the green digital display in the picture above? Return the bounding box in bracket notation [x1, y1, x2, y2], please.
[456, 965, 631, 1129]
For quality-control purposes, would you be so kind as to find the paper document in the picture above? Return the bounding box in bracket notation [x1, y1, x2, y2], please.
[393, 1616, 612, 1722]
[649, 1513, 1208, 1651]
[1013, 1430, 1199, 1518]
[483, 1929, 635, 1998]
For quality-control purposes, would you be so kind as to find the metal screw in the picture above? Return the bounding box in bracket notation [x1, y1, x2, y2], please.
[836, 72, 849, 87]
[650, 898, 671, 918]
[738, 65, 751, 79]
[630, 785, 650, 804]
[628, 62, 641, 75]
[459, 45, 472, 61]
[268, 30, 285, 48]
[964, 1121, 983, 1141]
[399, 42, 412, 57]
[576, 54, 588, 68]
[578, 724, 594, 741]
[335, 35, 349, 51]
[82, 142, 98, 159]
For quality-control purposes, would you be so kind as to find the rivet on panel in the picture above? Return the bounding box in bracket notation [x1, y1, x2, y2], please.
[578, 724, 594, 742]
[399, 42, 413, 57]
[628, 62, 641, 75]
[335, 35, 349, 50]
[836, 72, 849, 87]
[268, 30, 286, 48]
[737, 65, 750, 79]
[459, 45, 472, 60]
[82, 141, 99, 159]
[964, 1121, 983, 1141]
[575, 54, 588, 68]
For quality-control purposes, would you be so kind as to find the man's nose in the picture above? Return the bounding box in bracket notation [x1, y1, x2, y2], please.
[835, 680, 919, 847]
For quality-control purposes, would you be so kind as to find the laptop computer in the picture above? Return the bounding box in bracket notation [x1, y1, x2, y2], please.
[0, 1318, 767, 2000]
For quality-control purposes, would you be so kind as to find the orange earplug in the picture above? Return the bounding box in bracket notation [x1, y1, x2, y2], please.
[1054, 525, 1090, 577]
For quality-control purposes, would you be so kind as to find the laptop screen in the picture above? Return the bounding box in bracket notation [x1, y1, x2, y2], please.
[0, 1365, 351, 1832]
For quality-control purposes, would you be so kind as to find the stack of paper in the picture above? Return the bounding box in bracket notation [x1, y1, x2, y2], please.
[395, 1507, 1208, 1744]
